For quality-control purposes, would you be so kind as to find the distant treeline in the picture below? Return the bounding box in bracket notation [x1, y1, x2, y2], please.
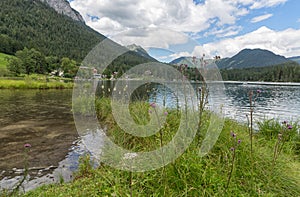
[7, 48, 79, 78]
[5, 47, 154, 78]
[220, 61, 300, 82]
[172, 61, 300, 82]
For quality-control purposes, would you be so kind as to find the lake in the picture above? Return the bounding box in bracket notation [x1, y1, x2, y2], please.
[1, 81, 300, 190]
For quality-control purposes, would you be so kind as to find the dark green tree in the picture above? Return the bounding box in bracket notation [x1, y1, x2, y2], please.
[61, 57, 78, 78]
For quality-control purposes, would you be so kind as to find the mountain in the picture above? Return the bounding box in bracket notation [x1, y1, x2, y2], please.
[169, 56, 215, 67]
[217, 49, 290, 69]
[126, 44, 156, 61]
[169, 57, 189, 65]
[288, 56, 300, 64]
[39, 0, 84, 22]
[0, 0, 104, 60]
[0, 0, 154, 70]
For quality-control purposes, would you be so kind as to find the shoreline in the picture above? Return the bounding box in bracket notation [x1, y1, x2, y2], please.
[0, 79, 73, 89]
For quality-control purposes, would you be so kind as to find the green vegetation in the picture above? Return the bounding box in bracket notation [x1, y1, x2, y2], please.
[172, 61, 300, 83]
[19, 98, 300, 196]
[0, 75, 73, 89]
[0, 0, 104, 60]
[0, 0, 153, 76]
[0, 52, 11, 69]
[0, 52, 13, 77]
[221, 61, 300, 82]
[5, 47, 80, 77]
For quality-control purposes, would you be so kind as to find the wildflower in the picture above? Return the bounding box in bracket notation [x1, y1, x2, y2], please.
[230, 147, 235, 151]
[150, 102, 156, 108]
[287, 125, 293, 130]
[257, 89, 262, 94]
[24, 143, 31, 148]
[164, 111, 168, 116]
[230, 131, 236, 138]
[282, 120, 288, 125]
[238, 139, 241, 144]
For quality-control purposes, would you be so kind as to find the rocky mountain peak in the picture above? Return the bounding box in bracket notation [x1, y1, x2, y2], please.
[39, 0, 84, 23]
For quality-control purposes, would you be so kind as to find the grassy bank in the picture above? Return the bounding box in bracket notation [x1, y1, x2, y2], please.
[6, 98, 300, 196]
[0, 75, 73, 89]
[0, 52, 73, 89]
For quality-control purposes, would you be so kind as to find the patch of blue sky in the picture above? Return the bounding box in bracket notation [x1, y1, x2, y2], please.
[87, 14, 100, 22]
[195, 0, 299, 45]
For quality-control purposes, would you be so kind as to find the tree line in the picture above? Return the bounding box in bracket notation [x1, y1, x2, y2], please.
[172, 61, 300, 82]
[8, 48, 79, 78]
[220, 61, 300, 82]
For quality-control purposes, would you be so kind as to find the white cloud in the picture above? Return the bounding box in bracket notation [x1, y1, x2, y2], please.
[69, 0, 296, 60]
[111, 27, 189, 49]
[70, 0, 252, 37]
[204, 26, 242, 38]
[192, 26, 300, 58]
[251, 14, 273, 23]
[250, 0, 288, 9]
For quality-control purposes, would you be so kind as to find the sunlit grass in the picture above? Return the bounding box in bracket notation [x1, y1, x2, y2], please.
[0, 79, 73, 89]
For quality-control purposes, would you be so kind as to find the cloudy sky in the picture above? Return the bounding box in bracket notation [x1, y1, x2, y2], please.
[68, 0, 300, 62]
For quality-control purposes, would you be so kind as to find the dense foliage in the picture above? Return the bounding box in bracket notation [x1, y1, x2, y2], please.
[6, 47, 79, 77]
[221, 61, 300, 82]
[0, 0, 105, 61]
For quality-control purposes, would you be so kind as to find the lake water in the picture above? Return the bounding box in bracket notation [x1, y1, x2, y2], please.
[1, 82, 300, 191]
[97, 80, 300, 123]
[0, 89, 79, 191]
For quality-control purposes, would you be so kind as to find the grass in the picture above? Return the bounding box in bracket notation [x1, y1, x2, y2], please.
[0, 79, 73, 89]
[12, 97, 299, 197]
[0, 75, 73, 89]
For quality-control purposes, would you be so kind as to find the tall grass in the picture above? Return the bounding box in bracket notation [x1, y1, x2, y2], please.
[20, 97, 300, 197]
[0, 79, 73, 89]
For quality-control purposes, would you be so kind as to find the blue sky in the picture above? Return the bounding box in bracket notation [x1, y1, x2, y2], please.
[69, 0, 300, 62]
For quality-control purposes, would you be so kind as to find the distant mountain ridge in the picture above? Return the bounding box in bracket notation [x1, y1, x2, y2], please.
[169, 56, 215, 68]
[288, 56, 300, 64]
[170, 48, 296, 69]
[39, 0, 84, 22]
[0, 0, 154, 74]
[126, 44, 157, 61]
[217, 49, 291, 69]
[0, 0, 104, 59]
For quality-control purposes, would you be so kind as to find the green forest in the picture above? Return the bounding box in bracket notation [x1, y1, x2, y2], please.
[2, 47, 155, 78]
[0, 0, 154, 78]
[0, 0, 104, 61]
[220, 61, 300, 82]
[173, 61, 300, 82]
